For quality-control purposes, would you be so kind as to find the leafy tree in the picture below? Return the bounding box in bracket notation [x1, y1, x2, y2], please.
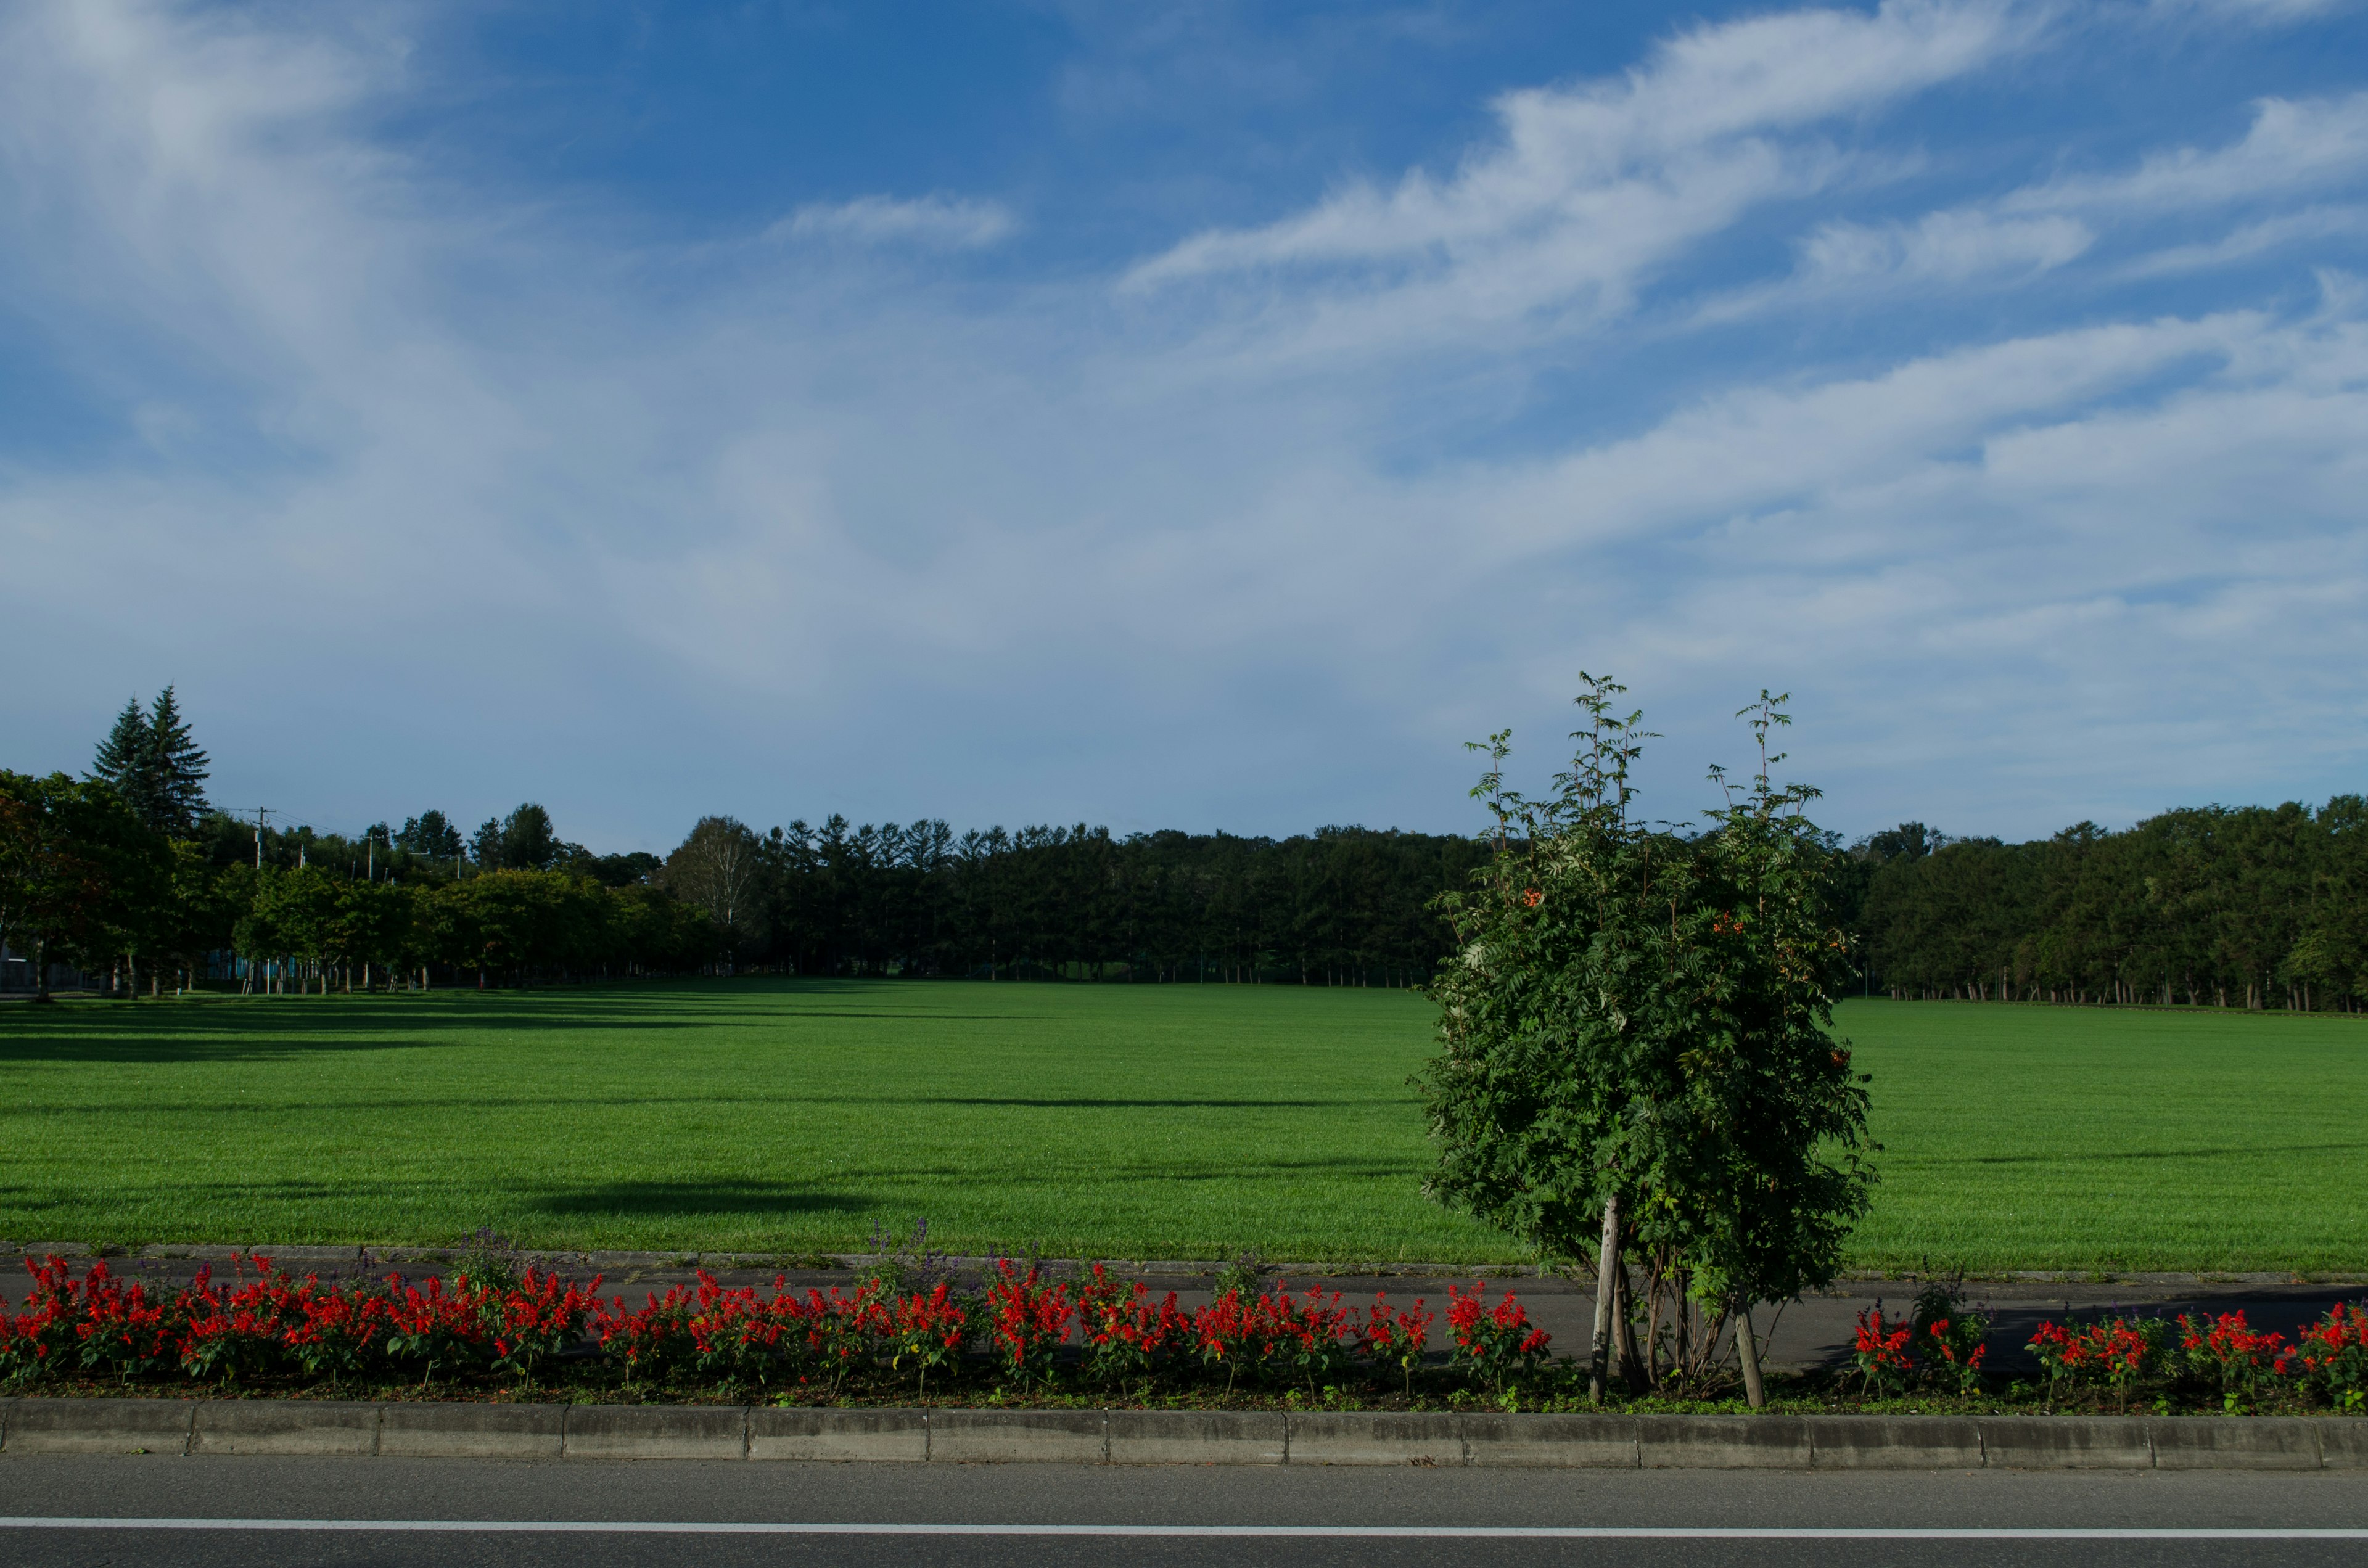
[1417, 679, 1873, 1405]
[663, 816, 764, 950]
[329, 880, 413, 988]
[0, 771, 170, 999]
[498, 803, 561, 872]
[238, 866, 343, 994]
[397, 811, 464, 862]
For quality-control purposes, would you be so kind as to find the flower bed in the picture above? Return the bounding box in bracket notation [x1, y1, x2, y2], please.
[0, 1254, 1543, 1405]
[7, 1254, 2364, 1415]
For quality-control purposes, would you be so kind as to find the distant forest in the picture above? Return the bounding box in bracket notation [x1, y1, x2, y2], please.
[7, 691, 2364, 1007]
[213, 808, 1490, 987]
[1840, 800, 2368, 1011]
[1, 691, 1489, 991]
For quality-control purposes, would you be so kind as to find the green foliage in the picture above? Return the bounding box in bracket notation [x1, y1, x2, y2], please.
[396, 811, 464, 861]
[1417, 676, 1875, 1313]
[0, 771, 173, 996]
[1856, 794, 2368, 1011]
[88, 688, 210, 837]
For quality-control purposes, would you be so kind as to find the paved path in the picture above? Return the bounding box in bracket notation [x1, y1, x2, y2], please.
[2, 1455, 2365, 1567]
[7, 1252, 2359, 1374]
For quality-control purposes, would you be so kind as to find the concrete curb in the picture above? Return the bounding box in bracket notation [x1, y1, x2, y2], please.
[1, 1401, 2362, 1467]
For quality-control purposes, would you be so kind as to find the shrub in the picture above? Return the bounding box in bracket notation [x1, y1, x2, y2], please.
[887, 1283, 968, 1397]
[796, 1283, 890, 1390]
[381, 1273, 493, 1387]
[1445, 1282, 1548, 1394]
[485, 1268, 604, 1384]
[179, 1257, 314, 1385]
[2179, 1311, 2286, 1408]
[591, 1284, 699, 1387]
[0, 1257, 179, 1384]
[1076, 1264, 1185, 1385]
[1852, 1305, 1917, 1395]
[2028, 1316, 2169, 1398]
[281, 1283, 390, 1388]
[1359, 1292, 1434, 1399]
[983, 1262, 1073, 1384]
[1263, 1283, 1357, 1392]
[1190, 1289, 1262, 1394]
[1907, 1281, 1988, 1394]
[2279, 1302, 2368, 1410]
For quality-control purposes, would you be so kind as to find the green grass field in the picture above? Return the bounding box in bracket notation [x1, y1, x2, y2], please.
[1, 982, 2361, 1271]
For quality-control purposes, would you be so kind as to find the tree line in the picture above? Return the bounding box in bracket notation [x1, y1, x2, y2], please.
[1841, 798, 2368, 1011]
[1, 691, 1489, 996]
[660, 814, 1490, 985]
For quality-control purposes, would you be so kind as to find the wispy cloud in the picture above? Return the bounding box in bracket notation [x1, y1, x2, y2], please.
[1121, 0, 2034, 353]
[2007, 92, 2368, 215]
[772, 194, 1018, 250]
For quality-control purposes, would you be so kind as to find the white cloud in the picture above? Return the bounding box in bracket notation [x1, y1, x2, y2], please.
[1796, 210, 2093, 284]
[773, 194, 1018, 250]
[2009, 92, 2368, 215]
[1693, 207, 2092, 321]
[1120, 0, 2032, 353]
[3, 0, 2368, 848]
[1705, 91, 2368, 322]
[2119, 203, 2368, 274]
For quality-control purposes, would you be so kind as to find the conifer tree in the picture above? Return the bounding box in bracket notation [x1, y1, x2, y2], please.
[88, 688, 208, 837]
[90, 699, 159, 824]
[144, 687, 210, 835]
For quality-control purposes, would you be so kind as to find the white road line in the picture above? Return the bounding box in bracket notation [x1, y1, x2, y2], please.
[0, 1521, 2363, 1538]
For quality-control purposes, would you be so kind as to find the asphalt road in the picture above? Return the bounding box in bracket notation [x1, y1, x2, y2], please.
[2, 1456, 2364, 1568]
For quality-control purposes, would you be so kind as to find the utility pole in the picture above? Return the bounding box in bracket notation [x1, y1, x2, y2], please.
[225, 807, 275, 870]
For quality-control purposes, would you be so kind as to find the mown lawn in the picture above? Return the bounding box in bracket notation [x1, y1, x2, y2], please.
[0, 983, 2360, 1270]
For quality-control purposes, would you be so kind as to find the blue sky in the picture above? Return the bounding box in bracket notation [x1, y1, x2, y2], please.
[5, 0, 2367, 853]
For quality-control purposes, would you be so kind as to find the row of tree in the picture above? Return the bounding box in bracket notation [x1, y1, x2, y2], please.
[0, 772, 722, 997]
[659, 815, 1490, 984]
[16, 688, 2367, 1006]
[1844, 799, 2368, 1010]
[2, 691, 1491, 995]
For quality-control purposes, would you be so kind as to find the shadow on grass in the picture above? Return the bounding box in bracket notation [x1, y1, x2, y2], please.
[1918, 1142, 2368, 1166]
[532, 1181, 868, 1218]
[917, 1096, 1344, 1110]
[0, 1032, 443, 1064]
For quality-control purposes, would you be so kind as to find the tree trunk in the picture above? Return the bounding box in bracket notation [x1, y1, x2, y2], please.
[1589, 1192, 1623, 1403]
[1736, 1301, 1767, 1408]
[1613, 1263, 1642, 1392]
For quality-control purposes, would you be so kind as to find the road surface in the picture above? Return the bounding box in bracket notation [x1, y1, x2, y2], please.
[2, 1454, 2364, 1567]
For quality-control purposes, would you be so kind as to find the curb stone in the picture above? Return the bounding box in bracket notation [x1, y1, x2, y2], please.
[1463, 1413, 1638, 1467]
[1809, 1415, 1984, 1469]
[1976, 1416, 2153, 1469]
[749, 1406, 926, 1463]
[2, 1399, 194, 1456]
[562, 1405, 746, 1461]
[0, 1402, 2361, 1467]
[191, 1400, 379, 1456]
[2145, 1417, 2322, 1470]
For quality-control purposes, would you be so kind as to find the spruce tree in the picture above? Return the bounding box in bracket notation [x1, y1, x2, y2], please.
[88, 689, 209, 837]
[144, 686, 210, 835]
[90, 698, 163, 828]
